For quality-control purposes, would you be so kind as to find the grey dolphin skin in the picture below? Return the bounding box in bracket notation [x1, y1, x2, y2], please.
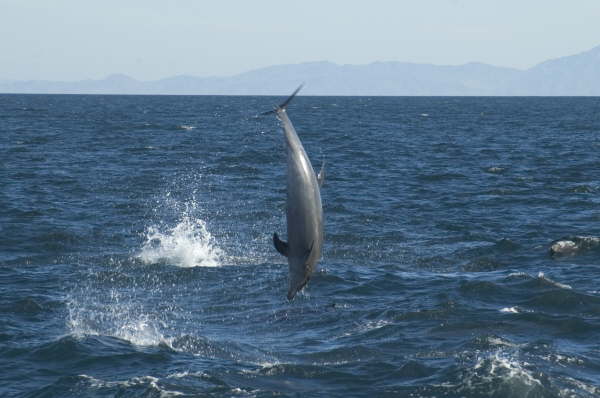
[265, 85, 325, 300]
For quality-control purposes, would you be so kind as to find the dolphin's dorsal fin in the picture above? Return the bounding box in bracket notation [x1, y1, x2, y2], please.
[273, 233, 289, 257]
[317, 161, 325, 188]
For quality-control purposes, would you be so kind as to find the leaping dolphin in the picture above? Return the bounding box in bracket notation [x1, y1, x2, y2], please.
[264, 85, 325, 300]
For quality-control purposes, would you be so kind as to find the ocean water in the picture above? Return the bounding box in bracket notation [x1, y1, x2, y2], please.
[1, 94, 600, 397]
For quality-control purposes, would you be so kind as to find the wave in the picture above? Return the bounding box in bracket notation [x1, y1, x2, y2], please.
[455, 351, 547, 397]
[417, 172, 468, 182]
[30, 374, 185, 398]
[67, 292, 169, 347]
[549, 236, 600, 257]
[505, 271, 572, 290]
[29, 334, 172, 368]
[66, 289, 276, 364]
[536, 271, 572, 290]
[66, 306, 278, 367]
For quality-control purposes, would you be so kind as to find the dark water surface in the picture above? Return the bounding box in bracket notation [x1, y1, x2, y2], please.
[2, 94, 600, 397]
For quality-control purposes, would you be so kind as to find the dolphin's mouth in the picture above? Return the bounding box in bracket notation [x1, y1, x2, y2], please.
[288, 276, 311, 301]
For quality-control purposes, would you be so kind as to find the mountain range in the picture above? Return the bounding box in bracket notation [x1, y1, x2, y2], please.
[2, 44, 600, 95]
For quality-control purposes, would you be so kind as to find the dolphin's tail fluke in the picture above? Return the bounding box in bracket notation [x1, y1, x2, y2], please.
[261, 84, 304, 115]
[278, 84, 304, 110]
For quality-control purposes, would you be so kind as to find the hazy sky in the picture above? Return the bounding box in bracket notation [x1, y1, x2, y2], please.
[1, 0, 599, 81]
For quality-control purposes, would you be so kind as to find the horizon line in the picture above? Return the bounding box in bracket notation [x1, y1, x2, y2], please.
[3, 43, 599, 83]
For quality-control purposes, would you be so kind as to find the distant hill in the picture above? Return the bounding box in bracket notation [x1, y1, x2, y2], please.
[2, 45, 600, 95]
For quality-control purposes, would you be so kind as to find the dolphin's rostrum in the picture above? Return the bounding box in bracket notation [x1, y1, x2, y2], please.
[266, 85, 324, 300]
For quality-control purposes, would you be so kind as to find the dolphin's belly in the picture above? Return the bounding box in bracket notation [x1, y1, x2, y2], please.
[286, 152, 323, 260]
[287, 186, 322, 247]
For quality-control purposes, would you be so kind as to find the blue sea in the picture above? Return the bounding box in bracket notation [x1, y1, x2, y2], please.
[1, 94, 600, 397]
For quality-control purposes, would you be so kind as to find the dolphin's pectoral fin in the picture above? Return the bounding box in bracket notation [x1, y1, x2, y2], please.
[317, 161, 325, 187]
[273, 233, 289, 257]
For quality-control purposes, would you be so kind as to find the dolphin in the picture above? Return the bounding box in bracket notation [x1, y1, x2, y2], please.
[264, 85, 325, 300]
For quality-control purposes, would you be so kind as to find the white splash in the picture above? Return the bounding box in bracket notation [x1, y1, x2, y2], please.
[487, 166, 505, 173]
[456, 351, 543, 396]
[507, 272, 528, 278]
[340, 319, 391, 337]
[473, 352, 541, 386]
[559, 376, 600, 396]
[486, 337, 522, 348]
[78, 374, 184, 397]
[67, 291, 169, 347]
[167, 371, 207, 379]
[550, 236, 600, 256]
[112, 317, 166, 346]
[500, 307, 519, 313]
[550, 239, 578, 254]
[137, 216, 224, 267]
[177, 124, 196, 130]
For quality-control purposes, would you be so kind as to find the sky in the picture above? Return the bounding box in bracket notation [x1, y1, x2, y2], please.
[1, 0, 600, 81]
